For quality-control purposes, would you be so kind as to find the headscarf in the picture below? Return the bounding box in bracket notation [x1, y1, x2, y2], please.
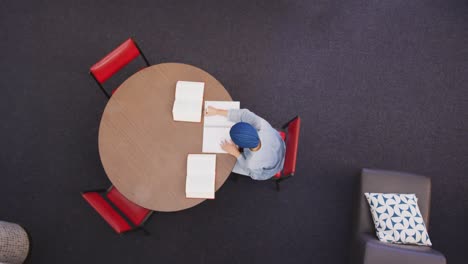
[229, 122, 260, 148]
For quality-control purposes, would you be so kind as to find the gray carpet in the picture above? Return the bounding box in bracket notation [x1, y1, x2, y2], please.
[1, 0, 467, 263]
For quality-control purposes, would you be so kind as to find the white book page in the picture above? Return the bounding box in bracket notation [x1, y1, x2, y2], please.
[202, 127, 232, 153]
[173, 101, 203, 122]
[186, 154, 216, 198]
[173, 81, 204, 122]
[185, 191, 214, 199]
[187, 154, 216, 174]
[204, 101, 240, 127]
[175, 81, 204, 101]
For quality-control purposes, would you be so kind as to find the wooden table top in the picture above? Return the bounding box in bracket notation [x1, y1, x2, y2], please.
[98, 63, 236, 212]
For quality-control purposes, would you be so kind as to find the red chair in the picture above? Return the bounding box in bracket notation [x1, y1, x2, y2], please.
[274, 116, 301, 191]
[81, 186, 152, 234]
[89, 38, 150, 99]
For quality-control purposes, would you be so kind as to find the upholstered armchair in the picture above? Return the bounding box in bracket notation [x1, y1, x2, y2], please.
[350, 169, 446, 264]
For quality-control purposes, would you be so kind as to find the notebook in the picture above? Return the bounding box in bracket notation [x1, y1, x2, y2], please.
[185, 154, 216, 199]
[172, 81, 205, 122]
[202, 101, 240, 153]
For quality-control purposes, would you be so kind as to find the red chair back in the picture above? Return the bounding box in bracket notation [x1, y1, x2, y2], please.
[90, 38, 142, 84]
[82, 192, 132, 234]
[282, 116, 301, 176]
[106, 186, 151, 226]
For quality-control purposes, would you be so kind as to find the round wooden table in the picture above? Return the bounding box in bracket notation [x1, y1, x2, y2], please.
[98, 63, 237, 212]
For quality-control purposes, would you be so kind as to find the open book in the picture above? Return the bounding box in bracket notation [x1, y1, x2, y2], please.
[185, 154, 216, 199]
[172, 81, 205, 122]
[202, 101, 240, 153]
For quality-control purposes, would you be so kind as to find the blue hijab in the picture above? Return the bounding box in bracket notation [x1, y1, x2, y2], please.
[229, 122, 260, 148]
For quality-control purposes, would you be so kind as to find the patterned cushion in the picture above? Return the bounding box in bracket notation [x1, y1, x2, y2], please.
[364, 193, 432, 246]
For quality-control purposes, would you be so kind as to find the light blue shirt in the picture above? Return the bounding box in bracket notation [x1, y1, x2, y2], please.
[228, 109, 286, 180]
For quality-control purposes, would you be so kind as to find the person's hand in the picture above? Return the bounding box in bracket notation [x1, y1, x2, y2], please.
[205, 106, 218, 116]
[221, 140, 241, 158]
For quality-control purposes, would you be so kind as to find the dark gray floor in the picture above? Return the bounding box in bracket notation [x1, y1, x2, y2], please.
[1, 0, 467, 263]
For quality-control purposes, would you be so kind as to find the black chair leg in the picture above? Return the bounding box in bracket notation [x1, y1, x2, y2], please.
[276, 180, 280, 191]
[140, 227, 150, 236]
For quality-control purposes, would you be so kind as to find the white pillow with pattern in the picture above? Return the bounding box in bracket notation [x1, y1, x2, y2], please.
[364, 193, 432, 246]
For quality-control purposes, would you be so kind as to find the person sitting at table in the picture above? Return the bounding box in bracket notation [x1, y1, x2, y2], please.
[205, 107, 285, 180]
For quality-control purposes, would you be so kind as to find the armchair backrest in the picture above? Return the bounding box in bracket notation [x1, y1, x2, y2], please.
[355, 169, 432, 235]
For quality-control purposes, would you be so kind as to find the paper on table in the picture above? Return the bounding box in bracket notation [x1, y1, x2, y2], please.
[204, 101, 240, 127]
[186, 154, 216, 199]
[202, 127, 231, 153]
[202, 101, 240, 153]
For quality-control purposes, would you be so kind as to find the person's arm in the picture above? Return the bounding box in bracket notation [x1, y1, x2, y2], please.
[205, 107, 264, 130]
[205, 106, 228, 117]
[227, 109, 263, 130]
[220, 140, 240, 158]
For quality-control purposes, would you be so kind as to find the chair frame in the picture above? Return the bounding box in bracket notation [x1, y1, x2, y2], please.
[82, 187, 153, 235]
[89, 37, 150, 99]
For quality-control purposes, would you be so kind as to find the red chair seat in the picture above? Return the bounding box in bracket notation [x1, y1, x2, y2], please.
[82, 192, 132, 234]
[278, 131, 286, 140]
[106, 186, 151, 226]
[273, 171, 282, 178]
